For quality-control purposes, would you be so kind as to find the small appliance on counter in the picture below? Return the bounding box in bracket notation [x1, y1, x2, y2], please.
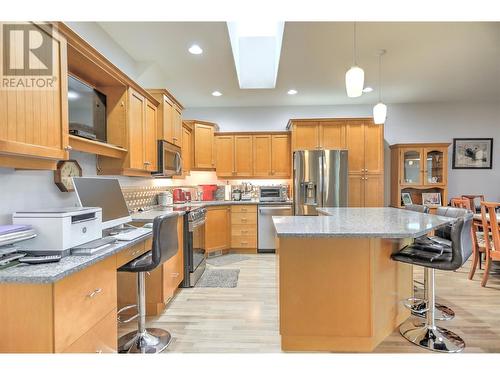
[199, 184, 218, 201]
[158, 191, 173, 207]
[12, 207, 102, 255]
[173, 188, 187, 203]
[259, 185, 288, 202]
[232, 188, 242, 201]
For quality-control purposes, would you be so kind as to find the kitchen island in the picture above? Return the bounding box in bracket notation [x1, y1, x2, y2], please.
[272, 207, 454, 352]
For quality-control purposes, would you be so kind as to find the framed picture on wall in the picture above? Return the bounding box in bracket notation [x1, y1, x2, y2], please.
[452, 138, 493, 169]
[401, 192, 413, 206]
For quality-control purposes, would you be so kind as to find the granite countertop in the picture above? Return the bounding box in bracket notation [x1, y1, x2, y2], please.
[132, 200, 293, 222]
[0, 211, 183, 284]
[272, 207, 455, 239]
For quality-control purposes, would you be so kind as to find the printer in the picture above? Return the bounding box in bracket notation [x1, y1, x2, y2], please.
[12, 207, 102, 255]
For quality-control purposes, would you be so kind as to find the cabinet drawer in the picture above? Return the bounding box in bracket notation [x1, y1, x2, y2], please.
[231, 225, 257, 237]
[231, 205, 257, 213]
[231, 212, 257, 225]
[62, 310, 117, 353]
[231, 236, 257, 248]
[53, 255, 117, 352]
[116, 241, 148, 268]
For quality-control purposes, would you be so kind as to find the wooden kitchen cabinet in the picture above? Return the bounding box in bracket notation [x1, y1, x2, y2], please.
[215, 135, 235, 177]
[215, 132, 290, 178]
[0, 22, 69, 170]
[190, 120, 218, 169]
[231, 205, 257, 251]
[390, 143, 450, 209]
[234, 135, 253, 176]
[148, 89, 184, 147]
[205, 206, 231, 254]
[348, 173, 384, 207]
[271, 134, 291, 177]
[291, 122, 320, 150]
[253, 135, 272, 177]
[181, 123, 192, 176]
[99, 88, 159, 176]
[320, 121, 346, 149]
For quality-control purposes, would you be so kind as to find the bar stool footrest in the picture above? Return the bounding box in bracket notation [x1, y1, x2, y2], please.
[402, 297, 429, 314]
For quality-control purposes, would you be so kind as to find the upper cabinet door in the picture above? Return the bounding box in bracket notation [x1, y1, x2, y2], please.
[271, 134, 291, 177]
[423, 147, 447, 186]
[364, 123, 384, 174]
[194, 123, 215, 169]
[348, 174, 364, 207]
[320, 121, 346, 149]
[172, 107, 182, 146]
[181, 126, 191, 176]
[144, 100, 157, 172]
[128, 88, 146, 170]
[234, 135, 253, 176]
[215, 135, 234, 177]
[401, 147, 423, 185]
[162, 97, 174, 143]
[292, 122, 319, 151]
[345, 121, 365, 174]
[0, 23, 69, 162]
[253, 135, 272, 177]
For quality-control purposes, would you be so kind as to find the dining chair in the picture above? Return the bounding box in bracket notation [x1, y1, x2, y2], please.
[478, 201, 500, 287]
[461, 195, 485, 213]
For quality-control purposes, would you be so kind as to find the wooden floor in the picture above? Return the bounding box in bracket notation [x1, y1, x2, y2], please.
[118, 254, 500, 353]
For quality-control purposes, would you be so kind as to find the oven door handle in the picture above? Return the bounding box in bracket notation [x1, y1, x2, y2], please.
[189, 218, 206, 230]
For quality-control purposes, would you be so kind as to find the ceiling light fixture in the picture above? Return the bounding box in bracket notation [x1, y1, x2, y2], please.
[287, 89, 298, 95]
[212, 91, 222, 97]
[227, 21, 285, 89]
[362, 86, 373, 93]
[188, 44, 203, 55]
[373, 50, 387, 125]
[345, 23, 365, 98]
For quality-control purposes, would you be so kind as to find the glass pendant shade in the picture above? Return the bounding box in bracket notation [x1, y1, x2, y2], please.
[345, 66, 365, 98]
[373, 102, 387, 124]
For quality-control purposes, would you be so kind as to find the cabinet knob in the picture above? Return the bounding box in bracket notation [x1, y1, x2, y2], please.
[64, 145, 73, 151]
[144, 161, 151, 166]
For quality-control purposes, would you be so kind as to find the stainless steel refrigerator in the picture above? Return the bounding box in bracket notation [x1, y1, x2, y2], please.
[293, 150, 348, 215]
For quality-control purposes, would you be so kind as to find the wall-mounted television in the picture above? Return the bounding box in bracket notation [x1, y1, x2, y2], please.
[68, 76, 107, 142]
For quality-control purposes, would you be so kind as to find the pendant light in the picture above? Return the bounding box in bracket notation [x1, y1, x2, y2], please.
[345, 23, 364, 98]
[373, 49, 387, 124]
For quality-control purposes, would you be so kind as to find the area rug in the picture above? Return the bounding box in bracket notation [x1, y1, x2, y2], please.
[196, 269, 240, 288]
[206, 253, 250, 266]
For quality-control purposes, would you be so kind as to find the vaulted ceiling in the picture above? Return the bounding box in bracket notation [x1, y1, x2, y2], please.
[98, 22, 500, 107]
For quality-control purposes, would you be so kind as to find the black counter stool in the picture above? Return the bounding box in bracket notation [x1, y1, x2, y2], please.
[117, 213, 178, 354]
[409, 207, 470, 321]
[392, 211, 473, 352]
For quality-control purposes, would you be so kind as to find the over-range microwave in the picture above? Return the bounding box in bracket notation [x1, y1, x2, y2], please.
[153, 140, 182, 177]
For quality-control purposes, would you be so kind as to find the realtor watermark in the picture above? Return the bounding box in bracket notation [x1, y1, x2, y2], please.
[0, 22, 57, 90]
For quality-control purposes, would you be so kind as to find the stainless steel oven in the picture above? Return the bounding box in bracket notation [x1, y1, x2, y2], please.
[181, 207, 206, 287]
[153, 140, 182, 177]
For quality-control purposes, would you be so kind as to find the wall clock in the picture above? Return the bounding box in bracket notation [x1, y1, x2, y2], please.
[54, 160, 82, 192]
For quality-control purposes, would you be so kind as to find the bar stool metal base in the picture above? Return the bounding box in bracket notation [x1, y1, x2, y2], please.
[411, 302, 455, 321]
[118, 328, 171, 353]
[399, 319, 465, 353]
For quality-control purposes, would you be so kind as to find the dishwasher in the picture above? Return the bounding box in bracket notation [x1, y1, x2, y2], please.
[258, 205, 293, 253]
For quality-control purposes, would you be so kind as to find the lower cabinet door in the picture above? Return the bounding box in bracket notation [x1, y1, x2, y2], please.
[205, 207, 230, 253]
[364, 174, 384, 207]
[62, 310, 117, 353]
[348, 174, 364, 207]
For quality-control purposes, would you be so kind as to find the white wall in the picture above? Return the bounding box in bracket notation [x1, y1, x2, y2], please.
[185, 101, 500, 203]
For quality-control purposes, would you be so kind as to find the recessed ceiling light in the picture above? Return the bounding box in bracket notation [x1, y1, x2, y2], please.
[287, 89, 298, 95]
[188, 44, 203, 55]
[212, 91, 222, 97]
[362, 86, 373, 93]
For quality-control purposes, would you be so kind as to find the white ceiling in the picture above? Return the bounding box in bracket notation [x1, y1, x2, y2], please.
[98, 22, 500, 108]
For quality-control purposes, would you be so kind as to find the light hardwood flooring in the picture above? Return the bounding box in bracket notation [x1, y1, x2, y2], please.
[118, 254, 500, 353]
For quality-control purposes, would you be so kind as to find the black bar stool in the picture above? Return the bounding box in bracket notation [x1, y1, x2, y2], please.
[392, 210, 473, 352]
[117, 213, 179, 353]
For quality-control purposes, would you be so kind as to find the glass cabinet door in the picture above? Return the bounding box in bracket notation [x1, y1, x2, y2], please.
[402, 148, 422, 185]
[424, 148, 445, 185]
